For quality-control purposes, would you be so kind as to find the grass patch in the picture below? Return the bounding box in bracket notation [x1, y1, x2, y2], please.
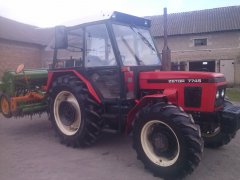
[226, 88, 240, 102]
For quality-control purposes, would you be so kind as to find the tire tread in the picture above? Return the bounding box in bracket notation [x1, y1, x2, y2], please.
[132, 102, 203, 179]
[49, 75, 103, 147]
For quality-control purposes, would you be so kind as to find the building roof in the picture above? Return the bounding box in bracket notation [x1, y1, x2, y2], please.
[148, 6, 240, 37]
[0, 16, 53, 46]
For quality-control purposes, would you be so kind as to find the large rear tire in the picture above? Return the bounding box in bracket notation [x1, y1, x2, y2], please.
[133, 102, 203, 179]
[49, 75, 103, 147]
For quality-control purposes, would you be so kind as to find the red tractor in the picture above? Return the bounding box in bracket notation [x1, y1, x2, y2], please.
[1, 12, 240, 179]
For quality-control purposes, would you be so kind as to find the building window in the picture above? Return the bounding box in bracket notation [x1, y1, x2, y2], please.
[194, 38, 207, 46]
[171, 62, 179, 71]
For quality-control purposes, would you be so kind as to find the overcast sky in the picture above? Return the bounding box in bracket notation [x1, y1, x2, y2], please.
[0, 0, 239, 27]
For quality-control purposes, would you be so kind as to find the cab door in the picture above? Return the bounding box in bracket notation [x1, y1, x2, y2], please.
[84, 24, 121, 100]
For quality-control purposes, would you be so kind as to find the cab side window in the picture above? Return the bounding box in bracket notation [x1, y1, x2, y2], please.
[85, 24, 117, 67]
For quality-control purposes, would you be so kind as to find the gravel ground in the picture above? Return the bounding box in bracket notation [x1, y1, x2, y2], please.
[0, 112, 240, 180]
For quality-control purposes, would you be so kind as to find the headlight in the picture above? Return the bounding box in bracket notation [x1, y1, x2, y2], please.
[216, 90, 220, 99]
[215, 87, 226, 107]
[221, 89, 225, 97]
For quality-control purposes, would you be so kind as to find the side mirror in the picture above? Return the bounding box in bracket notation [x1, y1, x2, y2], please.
[55, 26, 68, 49]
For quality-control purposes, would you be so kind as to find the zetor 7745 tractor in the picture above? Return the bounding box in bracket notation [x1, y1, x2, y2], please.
[1, 12, 240, 179]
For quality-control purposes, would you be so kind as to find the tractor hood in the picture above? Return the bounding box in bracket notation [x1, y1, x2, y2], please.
[139, 71, 226, 84]
[138, 71, 227, 112]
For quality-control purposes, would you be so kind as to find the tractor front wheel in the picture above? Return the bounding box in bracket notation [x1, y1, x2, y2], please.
[201, 126, 235, 148]
[133, 102, 203, 179]
[201, 100, 236, 148]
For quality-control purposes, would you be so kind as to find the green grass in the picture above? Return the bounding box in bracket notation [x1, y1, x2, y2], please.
[226, 88, 240, 102]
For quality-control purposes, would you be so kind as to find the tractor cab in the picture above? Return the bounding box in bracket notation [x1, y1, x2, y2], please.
[53, 11, 161, 100]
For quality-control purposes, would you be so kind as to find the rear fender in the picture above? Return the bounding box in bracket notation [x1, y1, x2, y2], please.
[46, 70, 101, 104]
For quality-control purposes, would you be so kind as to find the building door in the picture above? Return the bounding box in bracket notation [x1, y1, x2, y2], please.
[220, 60, 234, 84]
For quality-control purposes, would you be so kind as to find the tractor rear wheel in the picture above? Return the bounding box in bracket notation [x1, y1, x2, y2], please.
[133, 102, 203, 179]
[0, 94, 12, 118]
[49, 75, 103, 147]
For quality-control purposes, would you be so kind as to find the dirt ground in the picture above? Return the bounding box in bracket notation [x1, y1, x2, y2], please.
[1, 113, 240, 180]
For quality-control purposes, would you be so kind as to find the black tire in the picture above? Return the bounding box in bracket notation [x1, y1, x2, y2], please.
[132, 102, 203, 179]
[0, 94, 12, 118]
[202, 100, 235, 148]
[49, 75, 103, 147]
[203, 129, 235, 148]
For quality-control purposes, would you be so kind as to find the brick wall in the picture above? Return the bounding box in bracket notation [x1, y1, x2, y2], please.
[1, 29, 239, 85]
[0, 39, 43, 78]
[155, 31, 240, 61]
[41, 49, 54, 68]
[154, 31, 240, 85]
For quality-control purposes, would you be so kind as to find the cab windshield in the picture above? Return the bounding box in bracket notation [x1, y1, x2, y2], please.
[112, 24, 161, 66]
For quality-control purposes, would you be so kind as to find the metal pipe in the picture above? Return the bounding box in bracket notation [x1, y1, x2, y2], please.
[162, 7, 171, 70]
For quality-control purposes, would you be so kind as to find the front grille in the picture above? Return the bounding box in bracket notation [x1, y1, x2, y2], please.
[184, 87, 202, 108]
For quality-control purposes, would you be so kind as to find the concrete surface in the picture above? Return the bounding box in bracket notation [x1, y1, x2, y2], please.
[1, 114, 240, 180]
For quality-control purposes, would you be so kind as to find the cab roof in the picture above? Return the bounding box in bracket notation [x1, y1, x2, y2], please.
[64, 11, 151, 28]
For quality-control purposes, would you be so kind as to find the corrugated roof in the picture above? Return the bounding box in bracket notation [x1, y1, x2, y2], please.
[147, 6, 240, 37]
[0, 16, 53, 46]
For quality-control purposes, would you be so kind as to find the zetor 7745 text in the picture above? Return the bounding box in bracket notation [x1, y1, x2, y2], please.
[0, 12, 240, 179]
